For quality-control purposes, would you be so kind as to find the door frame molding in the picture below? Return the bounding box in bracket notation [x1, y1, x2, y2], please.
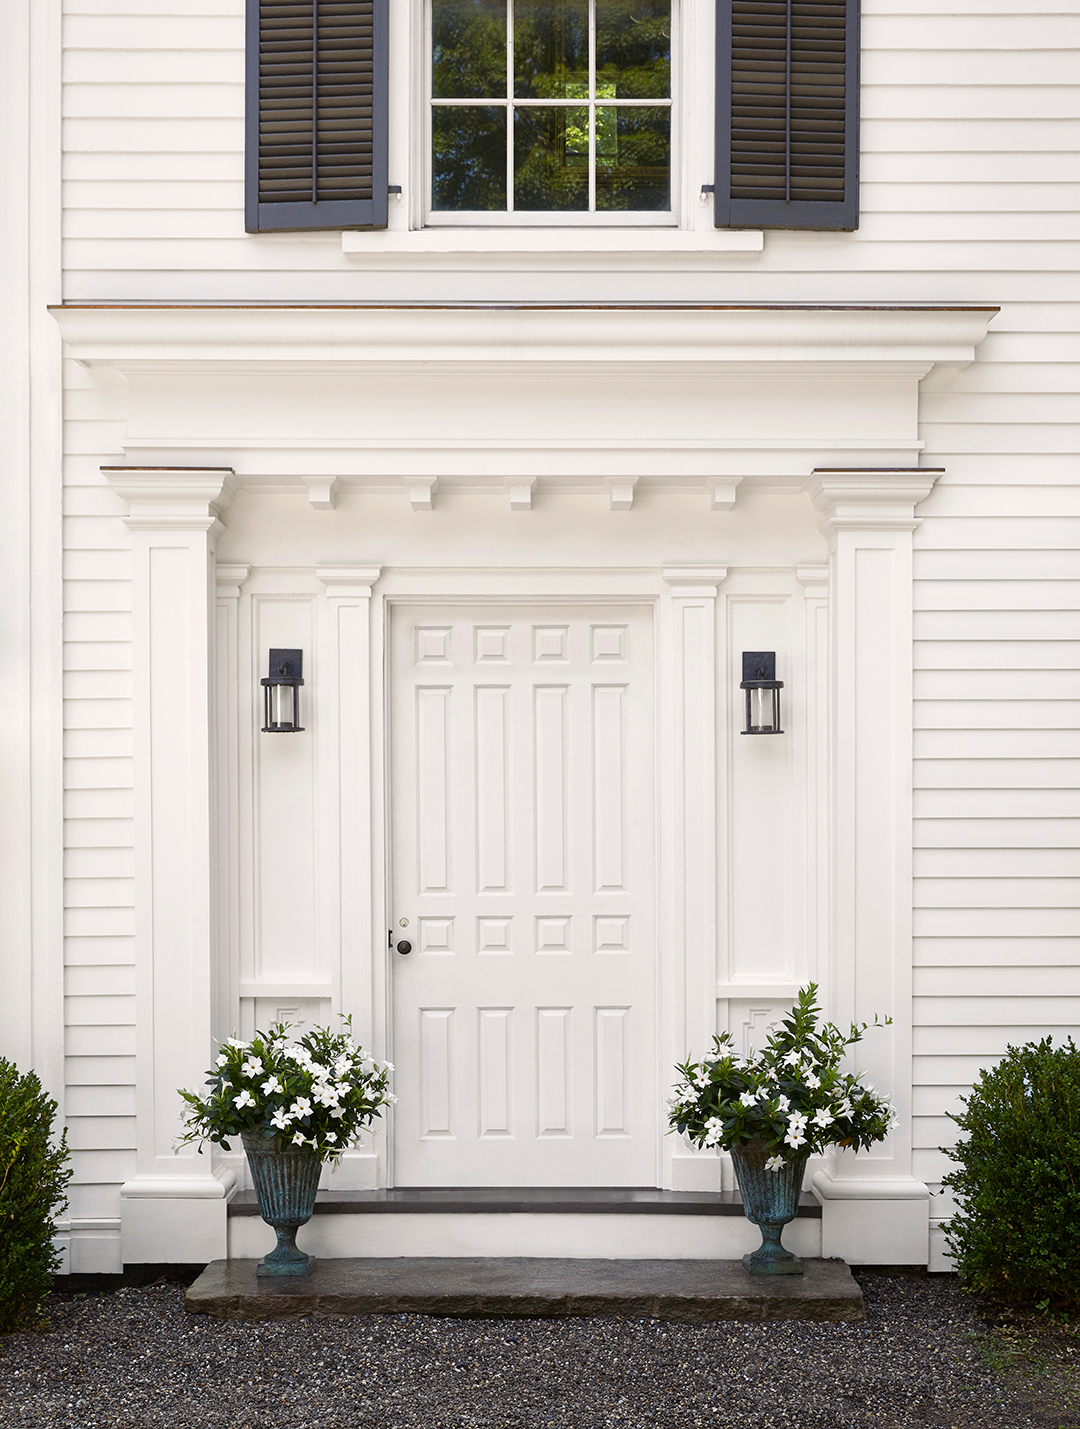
[373, 566, 727, 1189]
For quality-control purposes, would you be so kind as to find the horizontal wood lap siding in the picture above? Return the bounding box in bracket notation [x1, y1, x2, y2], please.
[245, 0, 388, 231]
[62, 394, 138, 1221]
[715, 0, 859, 229]
[910, 468, 1080, 1200]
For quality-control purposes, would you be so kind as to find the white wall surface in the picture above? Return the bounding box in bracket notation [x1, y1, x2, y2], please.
[53, 0, 1080, 1260]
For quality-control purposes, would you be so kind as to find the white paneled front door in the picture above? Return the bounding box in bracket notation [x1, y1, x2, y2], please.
[390, 603, 657, 1186]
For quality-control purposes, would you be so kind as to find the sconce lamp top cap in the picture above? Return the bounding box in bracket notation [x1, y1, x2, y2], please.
[740, 650, 783, 689]
[261, 647, 305, 687]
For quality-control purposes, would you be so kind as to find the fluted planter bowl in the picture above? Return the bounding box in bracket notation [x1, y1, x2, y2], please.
[729, 1138, 811, 1276]
[241, 1128, 322, 1277]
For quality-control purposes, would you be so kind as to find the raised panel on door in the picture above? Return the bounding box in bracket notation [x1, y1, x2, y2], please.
[390, 604, 657, 1186]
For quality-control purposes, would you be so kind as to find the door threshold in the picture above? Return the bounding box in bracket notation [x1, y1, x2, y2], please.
[228, 1186, 822, 1217]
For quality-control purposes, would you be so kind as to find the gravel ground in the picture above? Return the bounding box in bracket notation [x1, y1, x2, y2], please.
[0, 1271, 1074, 1429]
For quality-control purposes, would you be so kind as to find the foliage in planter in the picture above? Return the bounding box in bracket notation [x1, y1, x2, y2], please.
[178, 1018, 394, 1164]
[668, 984, 897, 1168]
[0, 1059, 71, 1332]
[942, 1037, 1080, 1311]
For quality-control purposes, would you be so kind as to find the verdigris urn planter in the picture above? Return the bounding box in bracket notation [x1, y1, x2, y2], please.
[241, 1128, 321, 1277]
[730, 1139, 811, 1276]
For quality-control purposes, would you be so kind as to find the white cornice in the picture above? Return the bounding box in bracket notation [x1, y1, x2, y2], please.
[51, 304, 997, 374]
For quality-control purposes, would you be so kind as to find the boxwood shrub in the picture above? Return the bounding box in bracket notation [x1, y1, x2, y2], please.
[943, 1037, 1080, 1310]
[0, 1059, 71, 1331]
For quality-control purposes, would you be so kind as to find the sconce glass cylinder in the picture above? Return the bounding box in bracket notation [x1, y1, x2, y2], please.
[740, 651, 784, 735]
[261, 649, 305, 733]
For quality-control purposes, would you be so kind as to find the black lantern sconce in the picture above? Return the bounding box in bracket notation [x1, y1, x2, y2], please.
[261, 649, 305, 733]
[740, 652, 784, 735]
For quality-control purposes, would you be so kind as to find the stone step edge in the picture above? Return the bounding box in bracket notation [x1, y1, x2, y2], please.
[227, 1187, 823, 1218]
[186, 1256, 862, 1325]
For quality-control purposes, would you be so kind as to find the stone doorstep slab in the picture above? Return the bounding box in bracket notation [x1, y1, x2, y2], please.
[186, 1257, 863, 1325]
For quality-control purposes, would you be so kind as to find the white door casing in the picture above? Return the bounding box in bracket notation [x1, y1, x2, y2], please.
[390, 603, 657, 1186]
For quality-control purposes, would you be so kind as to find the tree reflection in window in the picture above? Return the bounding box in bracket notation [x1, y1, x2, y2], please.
[431, 0, 671, 214]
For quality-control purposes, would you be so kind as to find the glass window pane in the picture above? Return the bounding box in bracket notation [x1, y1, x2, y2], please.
[595, 0, 670, 99]
[514, 106, 590, 210]
[594, 106, 670, 210]
[513, 0, 589, 99]
[432, 0, 508, 99]
[432, 107, 508, 209]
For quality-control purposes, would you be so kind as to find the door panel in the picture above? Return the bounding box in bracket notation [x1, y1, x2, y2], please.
[390, 604, 656, 1186]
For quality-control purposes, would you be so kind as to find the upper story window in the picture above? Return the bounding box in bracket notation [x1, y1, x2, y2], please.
[244, 0, 859, 236]
[428, 0, 673, 224]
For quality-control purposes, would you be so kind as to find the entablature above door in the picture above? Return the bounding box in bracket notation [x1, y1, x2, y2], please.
[58, 303, 996, 506]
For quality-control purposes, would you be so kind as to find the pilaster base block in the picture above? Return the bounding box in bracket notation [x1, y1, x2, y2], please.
[322, 1153, 379, 1191]
[813, 1172, 930, 1265]
[668, 1152, 722, 1193]
[120, 1172, 237, 1264]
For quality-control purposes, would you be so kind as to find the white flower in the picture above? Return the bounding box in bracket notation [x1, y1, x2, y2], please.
[888, 1113, 900, 1131]
[323, 1131, 337, 1144]
[738, 1091, 757, 1108]
[703, 1127, 722, 1147]
[289, 1097, 312, 1118]
[693, 1070, 710, 1089]
[359, 1057, 376, 1074]
[331, 1107, 345, 1119]
[240, 1057, 264, 1079]
[835, 1098, 852, 1118]
[784, 1128, 807, 1149]
[291, 1131, 308, 1147]
[227, 1038, 250, 1050]
[774, 1095, 790, 1112]
[765, 1155, 786, 1172]
[233, 1088, 256, 1109]
[334, 1058, 351, 1077]
[804, 1072, 821, 1090]
[812, 1108, 834, 1129]
[782, 1049, 802, 1068]
[705, 1116, 723, 1132]
[313, 1084, 340, 1108]
[215, 1054, 229, 1068]
[261, 1076, 283, 1096]
[380, 1061, 395, 1073]
[270, 1106, 291, 1130]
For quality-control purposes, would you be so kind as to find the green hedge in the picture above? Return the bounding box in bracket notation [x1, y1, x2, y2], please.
[943, 1037, 1080, 1310]
[0, 1059, 71, 1332]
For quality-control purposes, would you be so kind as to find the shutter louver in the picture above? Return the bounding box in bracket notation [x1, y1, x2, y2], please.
[715, 0, 858, 230]
[246, 0, 388, 232]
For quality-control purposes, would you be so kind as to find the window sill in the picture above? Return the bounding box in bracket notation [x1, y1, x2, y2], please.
[340, 227, 764, 257]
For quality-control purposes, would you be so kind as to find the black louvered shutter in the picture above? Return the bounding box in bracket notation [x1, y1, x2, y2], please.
[715, 0, 859, 230]
[245, 0, 388, 232]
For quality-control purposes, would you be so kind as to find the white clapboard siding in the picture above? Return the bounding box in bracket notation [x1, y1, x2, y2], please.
[56, 0, 1079, 1237]
[62, 430, 136, 1220]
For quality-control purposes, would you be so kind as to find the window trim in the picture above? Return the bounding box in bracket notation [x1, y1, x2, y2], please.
[421, 0, 680, 228]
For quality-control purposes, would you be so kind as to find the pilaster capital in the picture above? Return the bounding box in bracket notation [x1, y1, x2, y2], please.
[805, 467, 944, 536]
[316, 566, 382, 598]
[661, 565, 729, 595]
[103, 466, 237, 533]
[215, 564, 251, 597]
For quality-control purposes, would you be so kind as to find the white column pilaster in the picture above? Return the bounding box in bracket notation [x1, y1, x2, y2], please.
[661, 567, 728, 1191]
[805, 467, 943, 1265]
[316, 567, 383, 1190]
[106, 467, 238, 1264]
